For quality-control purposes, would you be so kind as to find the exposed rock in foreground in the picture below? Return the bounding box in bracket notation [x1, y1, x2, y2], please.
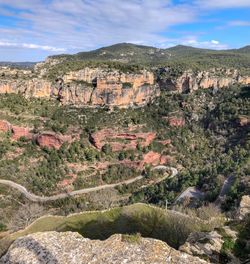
[237, 195, 250, 220]
[180, 231, 224, 263]
[1, 231, 209, 264]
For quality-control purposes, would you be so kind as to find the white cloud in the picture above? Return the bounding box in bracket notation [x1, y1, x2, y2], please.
[181, 39, 228, 49]
[228, 20, 250, 26]
[0, 41, 65, 52]
[195, 0, 250, 8]
[1, 0, 246, 60]
[0, 0, 197, 56]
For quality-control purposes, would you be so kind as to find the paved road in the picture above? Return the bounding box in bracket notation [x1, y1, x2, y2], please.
[215, 176, 234, 206]
[174, 176, 235, 206]
[153, 166, 178, 179]
[0, 176, 143, 202]
[0, 167, 178, 203]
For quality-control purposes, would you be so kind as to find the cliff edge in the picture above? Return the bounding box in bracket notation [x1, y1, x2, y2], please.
[0, 231, 208, 264]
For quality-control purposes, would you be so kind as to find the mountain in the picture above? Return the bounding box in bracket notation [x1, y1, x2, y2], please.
[235, 45, 250, 53]
[49, 43, 250, 70]
[0, 61, 36, 69]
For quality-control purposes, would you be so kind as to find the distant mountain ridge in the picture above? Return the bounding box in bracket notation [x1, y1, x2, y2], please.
[0, 61, 36, 69]
[50, 42, 250, 59]
[48, 43, 250, 70]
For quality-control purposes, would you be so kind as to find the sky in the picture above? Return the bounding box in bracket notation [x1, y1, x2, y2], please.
[0, 0, 249, 61]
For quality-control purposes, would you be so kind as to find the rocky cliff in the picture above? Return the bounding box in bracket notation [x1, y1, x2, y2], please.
[0, 65, 249, 107]
[0, 67, 159, 107]
[158, 68, 250, 92]
[0, 231, 209, 264]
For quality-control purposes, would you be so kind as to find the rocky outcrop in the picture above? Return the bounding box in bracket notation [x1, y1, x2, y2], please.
[237, 195, 250, 219]
[11, 125, 33, 140]
[0, 120, 72, 149]
[90, 128, 156, 151]
[1, 65, 249, 107]
[0, 68, 159, 107]
[36, 132, 71, 150]
[142, 151, 171, 166]
[158, 68, 250, 93]
[0, 120, 11, 133]
[180, 230, 224, 263]
[0, 231, 209, 264]
[238, 115, 250, 126]
[168, 117, 185, 127]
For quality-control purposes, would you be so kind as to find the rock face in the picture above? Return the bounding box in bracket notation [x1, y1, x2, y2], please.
[90, 128, 156, 151]
[36, 132, 71, 150]
[179, 231, 224, 263]
[158, 68, 250, 93]
[0, 68, 159, 107]
[0, 231, 209, 264]
[0, 120, 72, 149]
[1, 65, 249, 108]
[237, 195, 250, 219]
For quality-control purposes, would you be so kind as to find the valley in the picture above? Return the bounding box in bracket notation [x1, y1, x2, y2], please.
[0, 43, 249, 263]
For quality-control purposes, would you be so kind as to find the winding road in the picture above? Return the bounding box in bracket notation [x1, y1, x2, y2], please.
[0, 167, 178, 203]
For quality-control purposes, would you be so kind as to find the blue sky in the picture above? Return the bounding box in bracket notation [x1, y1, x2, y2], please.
[0, 0, 249, 61]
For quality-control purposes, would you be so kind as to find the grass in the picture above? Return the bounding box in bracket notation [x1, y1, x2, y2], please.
[0, 203, 223, 257]
[121, 233, 141, 243]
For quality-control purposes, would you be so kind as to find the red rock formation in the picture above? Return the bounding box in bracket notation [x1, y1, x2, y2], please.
[143, 151, 161, 166]
[90, 129, 156, 151]
[36, 132, 71, 149]
[11, 126, 33, 140]
[168, 117, 185, 127]
[57, 173, 77, 189]
[0, 120, 11, 132]
[142, 152, 172, 166]
[158, 139, 171, 145]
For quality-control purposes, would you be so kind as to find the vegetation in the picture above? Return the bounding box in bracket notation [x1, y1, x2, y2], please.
[47, 43, 250, 76]
[0, 203, 223, 256]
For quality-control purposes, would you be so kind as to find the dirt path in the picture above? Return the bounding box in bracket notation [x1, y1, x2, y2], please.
[0, 167, 178, 202]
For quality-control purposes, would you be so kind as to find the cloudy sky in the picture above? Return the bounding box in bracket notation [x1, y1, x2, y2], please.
[0, 0, 249, 61]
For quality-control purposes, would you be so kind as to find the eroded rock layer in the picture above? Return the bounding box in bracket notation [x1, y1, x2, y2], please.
[0, 66, 249, 107]
[0, 68, 159, 107]
[158, 68, 250, 92]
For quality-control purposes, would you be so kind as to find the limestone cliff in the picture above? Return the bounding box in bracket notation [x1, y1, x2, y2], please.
[0, 231, 209, 264]
[0, 65, 249, 107]
[0, 67, 159, 107]
[158, 68, 250, 92]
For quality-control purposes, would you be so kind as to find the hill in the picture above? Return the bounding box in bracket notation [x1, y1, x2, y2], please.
[48, 43, 250, 73]
[0, 61, 36, 69]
